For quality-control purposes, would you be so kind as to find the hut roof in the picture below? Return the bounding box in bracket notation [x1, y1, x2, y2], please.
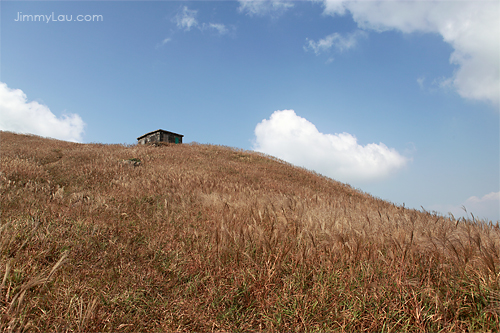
[137, 129, 184, 141]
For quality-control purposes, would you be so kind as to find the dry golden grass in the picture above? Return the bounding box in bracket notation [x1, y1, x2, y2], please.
[1, 131, 499, 332]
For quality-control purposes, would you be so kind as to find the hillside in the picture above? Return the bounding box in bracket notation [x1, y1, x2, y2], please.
[1, 131, 499, 332]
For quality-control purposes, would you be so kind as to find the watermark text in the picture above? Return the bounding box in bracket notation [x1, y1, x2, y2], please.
[15, 12, 103, 23]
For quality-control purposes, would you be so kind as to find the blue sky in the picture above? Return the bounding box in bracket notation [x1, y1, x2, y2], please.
[1, 0, 499, 221]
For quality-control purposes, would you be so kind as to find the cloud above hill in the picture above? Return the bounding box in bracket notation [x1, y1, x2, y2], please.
[320, 0, 499, 105]
[0, 82, 85, 142]
[429, 191, 500, 222]
[253, 110, 408, 184]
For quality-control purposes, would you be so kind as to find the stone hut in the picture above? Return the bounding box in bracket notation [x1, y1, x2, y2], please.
[137, 129, 183, 145]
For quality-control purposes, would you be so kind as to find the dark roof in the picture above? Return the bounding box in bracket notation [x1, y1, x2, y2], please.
[137, 129, 184, 140]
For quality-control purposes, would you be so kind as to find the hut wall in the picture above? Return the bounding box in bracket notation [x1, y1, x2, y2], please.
[138, 131, 183, 145]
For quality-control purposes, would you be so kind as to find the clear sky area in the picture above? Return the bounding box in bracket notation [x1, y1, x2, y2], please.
[1, 0, 499, 222]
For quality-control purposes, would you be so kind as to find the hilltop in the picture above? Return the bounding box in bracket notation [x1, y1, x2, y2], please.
[1, 131, 499, 332]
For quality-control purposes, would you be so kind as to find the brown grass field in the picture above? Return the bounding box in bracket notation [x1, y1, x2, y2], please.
[0, 131, 499, 332]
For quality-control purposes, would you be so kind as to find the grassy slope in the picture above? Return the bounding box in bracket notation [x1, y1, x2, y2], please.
[1, 131, 499, 332]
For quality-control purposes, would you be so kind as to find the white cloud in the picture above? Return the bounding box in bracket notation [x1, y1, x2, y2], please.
[0, 82, 85, 142]
[238, 0, 294, 17]
[173, 6, 230, 36]
[305, 30, 367, 55]
[253, 110, 408, 184]
[175, 6, 198, 31]
[428, 192, 500, 222]
[160, 37, 172, 44]
[201, 23, 229, 35]
[155, 38, 172, 49]
[417, 76, 425, 90]
[320, 0, 500, 105]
